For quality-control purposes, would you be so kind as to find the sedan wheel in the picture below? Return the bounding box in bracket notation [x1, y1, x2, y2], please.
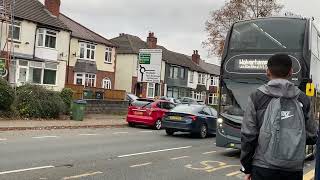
[154, 119, 162, 130]
[199, 124, 208, 138]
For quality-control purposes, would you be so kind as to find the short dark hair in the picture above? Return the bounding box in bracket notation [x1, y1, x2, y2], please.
[267, 54, 292, 78]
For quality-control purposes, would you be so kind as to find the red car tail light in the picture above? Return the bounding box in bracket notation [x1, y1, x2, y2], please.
[189, 116, 197, 121]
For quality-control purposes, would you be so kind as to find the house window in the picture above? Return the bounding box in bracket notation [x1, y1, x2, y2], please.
[9, 21, 21, 41]
[198, 73, 206, 85]
[169, 66, 179, 79]
[79, 43, 96, 60]
[147, 83, 155, 98]
[37, 29, 57, 49]
[105, 47, 112, 64]
[210, 76, 219, 86]
[18, 60, 57, 85]
[74, 73, 96, 87]
[102, 78, 112, 89]
[180, 68, 185, 79]
[189, 71, 194, 83]
[167, 87, 173, 97]
[208, 93, 219, 105]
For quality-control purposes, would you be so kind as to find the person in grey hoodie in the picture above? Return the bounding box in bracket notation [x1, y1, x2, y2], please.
[240, 54, 318, 180]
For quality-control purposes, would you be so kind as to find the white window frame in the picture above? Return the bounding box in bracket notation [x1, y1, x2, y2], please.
[105, 47, 112, 64]
[147, 83, 155, 98]
[9, 21, 21, 41]
[74, 73, 96, 87]
[102, 78, 112, 89]
[37, 28, 57, 49]
[189, 71, 194, 83]
[169, 66, 179, 79]
[16, 60, 58, 86]
[79, 42, 96, 61]
[210, 76, 219, 86]
[208, 93, 219, 105]
[198, 73, 206, 85]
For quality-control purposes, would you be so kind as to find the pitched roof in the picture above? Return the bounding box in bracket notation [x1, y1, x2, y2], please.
[111, 34, 207, 73]
[59, 14, 115, 47]
[199, 60, 220, 75]
[8, 0, 68, 30]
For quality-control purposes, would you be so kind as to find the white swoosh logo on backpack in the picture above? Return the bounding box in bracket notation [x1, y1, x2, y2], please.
[282, 114, 294, 120]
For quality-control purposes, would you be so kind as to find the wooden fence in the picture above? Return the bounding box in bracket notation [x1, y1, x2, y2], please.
[65, 84, 126, 101]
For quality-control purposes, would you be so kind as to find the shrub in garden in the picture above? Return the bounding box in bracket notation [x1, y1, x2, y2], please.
[15, 84, 65, 118]
[0, 78, 15, 111]
[60, 88, 73, 113]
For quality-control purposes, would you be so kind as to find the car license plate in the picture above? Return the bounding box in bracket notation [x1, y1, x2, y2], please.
[170, 116, 182, 121]
[134, 111, 143, 116]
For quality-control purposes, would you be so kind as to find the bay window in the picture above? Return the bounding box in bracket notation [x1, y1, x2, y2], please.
[38, 29, 57, 49]
[80, 43, 96, 60]
[17, 60, 57, 85]
[75, 73, 96, 87]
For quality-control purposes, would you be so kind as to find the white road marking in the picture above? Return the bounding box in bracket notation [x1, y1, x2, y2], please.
[63, 171, 103, 180]
[79, 134, 99, 136]
[32, 136, 59, 139]
[202, 151, 217, 155]
[170, 156, 189, 160]
[0, 138, 7, 141]
[130, 162, 152, 168]
[113, 132, 129, 134]
[226, 171, 241, 177]
[118, 146, 192, 158]
[139, 131, 153, 133]
[0, 166, 55, 175]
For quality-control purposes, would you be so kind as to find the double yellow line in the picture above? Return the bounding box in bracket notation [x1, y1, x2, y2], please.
[304, 169, 315, 180]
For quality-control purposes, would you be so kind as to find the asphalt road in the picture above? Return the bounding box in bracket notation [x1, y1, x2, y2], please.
[0, 127, 315, 180]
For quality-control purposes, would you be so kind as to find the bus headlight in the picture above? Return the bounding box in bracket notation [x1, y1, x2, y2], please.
[217, 118, 223, 124]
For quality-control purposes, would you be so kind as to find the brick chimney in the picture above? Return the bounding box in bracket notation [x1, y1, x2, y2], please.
[147, 32, 157, 49]
[192, 50, 200, 65]
[45, 0, 61, 17]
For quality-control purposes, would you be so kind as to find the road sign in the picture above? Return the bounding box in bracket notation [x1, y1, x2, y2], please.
[138, 49, 162, 83]
[139, 53, 151, 64]
[0, 58, 7, 78]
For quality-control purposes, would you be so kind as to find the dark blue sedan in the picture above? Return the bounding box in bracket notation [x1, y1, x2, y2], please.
[162, 104, 217, 138]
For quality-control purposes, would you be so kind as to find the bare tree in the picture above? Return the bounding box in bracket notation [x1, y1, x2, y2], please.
[204, 0, 283, 56]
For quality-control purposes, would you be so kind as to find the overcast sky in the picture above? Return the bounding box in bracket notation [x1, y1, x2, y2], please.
[41, 0, 320, 65]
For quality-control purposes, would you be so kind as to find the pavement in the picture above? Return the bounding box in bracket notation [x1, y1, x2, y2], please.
[0, 126, 316, 180]
[0, 114, 127, 131]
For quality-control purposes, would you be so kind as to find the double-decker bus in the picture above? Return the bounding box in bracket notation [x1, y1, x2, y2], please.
[216, 17, 320, 158]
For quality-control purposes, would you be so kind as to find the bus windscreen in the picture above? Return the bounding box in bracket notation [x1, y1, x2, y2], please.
[229, 18, 306, 51]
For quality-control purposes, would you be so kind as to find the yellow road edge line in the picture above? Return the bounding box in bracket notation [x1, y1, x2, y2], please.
[303, 169, 315, 180]
[226, 170, 241, 177]
[63, 171, 103, 180]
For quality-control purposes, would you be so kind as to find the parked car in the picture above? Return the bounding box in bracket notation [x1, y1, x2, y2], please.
[127, 99, 176, 130]
[179, 97, 205, 105]
[162, 104, 217, 138]
[127, 93, 139, 105]
[159, 97, 181, 105]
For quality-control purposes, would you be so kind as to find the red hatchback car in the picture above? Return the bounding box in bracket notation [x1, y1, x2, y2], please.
[127, 99, 176, 130]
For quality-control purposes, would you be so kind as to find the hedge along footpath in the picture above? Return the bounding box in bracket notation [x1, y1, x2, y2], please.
[0, 78, 15, 112]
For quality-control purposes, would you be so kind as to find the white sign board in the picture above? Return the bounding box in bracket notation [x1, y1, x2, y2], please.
[138, 49, 162, 83]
